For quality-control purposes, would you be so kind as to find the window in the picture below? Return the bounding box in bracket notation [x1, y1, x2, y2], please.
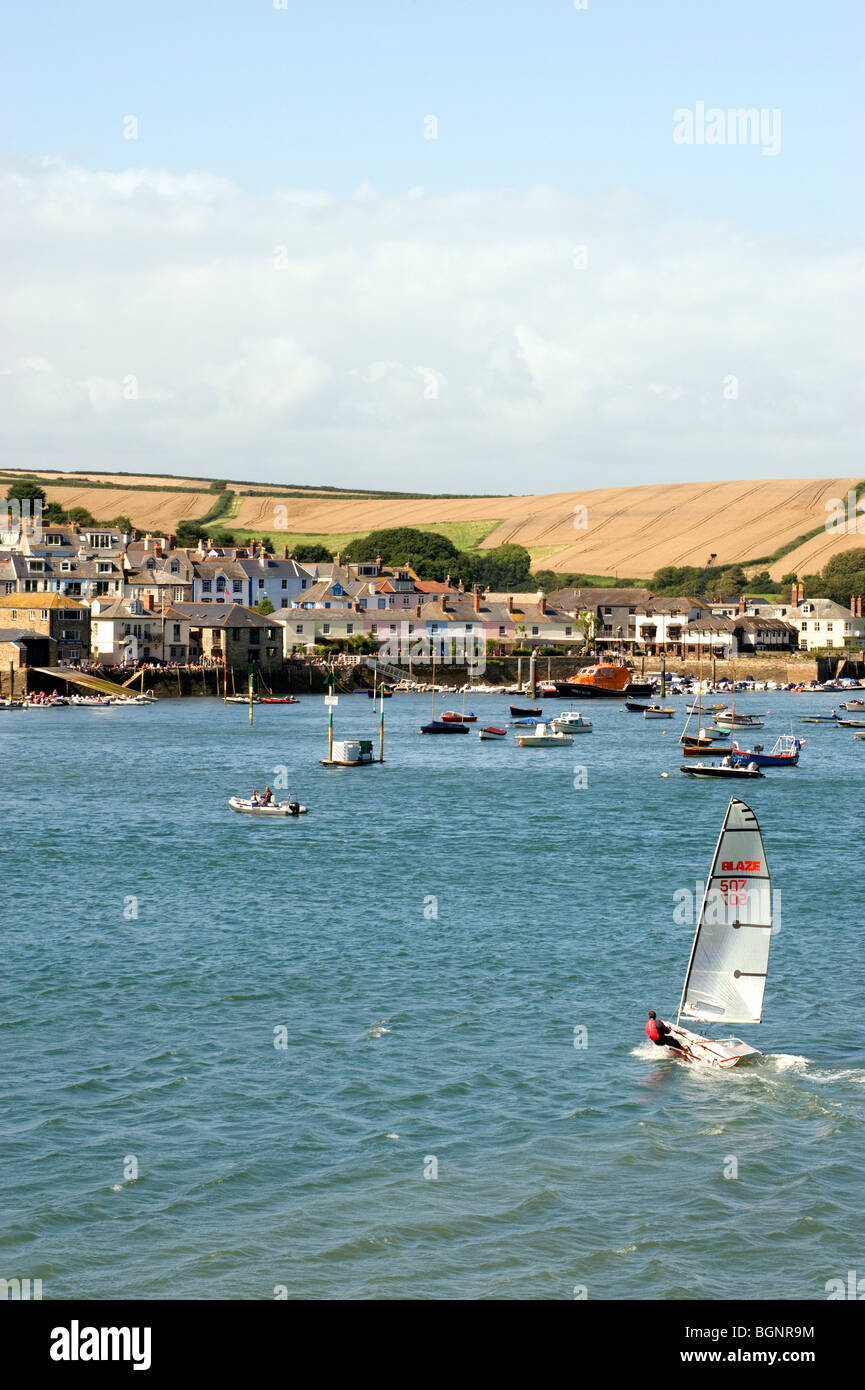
[170, 562, 178, 574]
[499, 625, 506, 636]
[202, 581, 212, 593]
[61, 561, 73, 571]
[531, 626, 539, 635]
[28, 560, 44, 572]
[216, 579, 225, 591]
[296, 624, 303, 634]
[378, 599, 386, 609]
[41, 609, 48, 619]
[281, 579, 287, 589]
[322, 624, 330, 635]
[258, 579, 264, 588]
[301, 579, 308, 589]
[281, 598, 289, 608]
[347, 623, 354, 634]
[97, 562, 112, 573]
[566, 627, 572, 636]
[173, 624, 181, 640]
[231, 628, 242, 640]
[233, 581, 242, 593]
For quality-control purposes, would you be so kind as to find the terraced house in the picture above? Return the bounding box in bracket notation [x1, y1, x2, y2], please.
[0, 592, 90, 662]
[164, 603, 282, 672]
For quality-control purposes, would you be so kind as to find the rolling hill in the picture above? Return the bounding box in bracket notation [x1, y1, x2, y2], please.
[3, 470, 862, 582]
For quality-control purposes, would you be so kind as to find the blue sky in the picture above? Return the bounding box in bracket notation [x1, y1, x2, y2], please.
[5, 0, 862, 234]
[1, 1, 862, 490]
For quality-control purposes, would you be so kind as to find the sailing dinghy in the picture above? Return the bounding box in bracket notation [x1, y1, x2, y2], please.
[656, 796, 774, 1067]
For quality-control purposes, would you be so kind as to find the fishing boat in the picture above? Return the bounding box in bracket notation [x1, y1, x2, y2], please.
[509, 704, 542, 717]
[680, 760, 763, 779]
[478, 726, 507, 740]
[729, 733, 804, 767]
[643, 705, 675, 719]
[516, 722, 574, 747]
[554, 663, 653, 699]
[228, 797, 309, 815]
[799, 709, 839, 724]
[549, 710, 592, 733]
[260, 696, 300, 705]
[648, 797, 774, 1067]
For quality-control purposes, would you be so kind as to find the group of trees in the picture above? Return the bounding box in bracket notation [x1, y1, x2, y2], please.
[342, 527, 533, 589]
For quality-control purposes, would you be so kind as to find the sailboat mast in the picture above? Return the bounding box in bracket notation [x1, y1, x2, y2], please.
[676, 800, 730, 1025]
[431, 651, 436, 722]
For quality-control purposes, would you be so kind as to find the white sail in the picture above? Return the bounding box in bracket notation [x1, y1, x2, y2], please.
[678, 797, 773, 1026]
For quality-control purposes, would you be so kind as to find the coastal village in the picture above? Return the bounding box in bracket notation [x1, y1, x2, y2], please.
[1, 518, 864, 686]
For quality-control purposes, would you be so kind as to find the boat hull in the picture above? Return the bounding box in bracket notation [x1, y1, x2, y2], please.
[660, 1023, 762, 1068]
[420, 721, 469, 733]
[680, 764, 764, 779]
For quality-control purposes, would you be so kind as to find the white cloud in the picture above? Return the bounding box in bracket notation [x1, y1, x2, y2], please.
[0, 159, 861, 491]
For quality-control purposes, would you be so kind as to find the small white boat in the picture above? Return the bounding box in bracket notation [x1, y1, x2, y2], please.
[549, 710, 593, 733]
[713, 710, 764, 729]
[225, 695, 262, 704]
[228, 797, 309, 815]
[643, 705, 675, 719]
[516, 722, 574, 747]
[478, 726, 508, 740]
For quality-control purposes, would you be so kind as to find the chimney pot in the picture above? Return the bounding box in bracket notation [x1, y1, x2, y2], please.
[738, 594, 746, 614]
[473, 585, 480, 614]
[507, 594, 514, 613]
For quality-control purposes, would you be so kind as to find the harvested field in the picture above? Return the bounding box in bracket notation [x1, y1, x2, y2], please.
[5, 471, 859, 577]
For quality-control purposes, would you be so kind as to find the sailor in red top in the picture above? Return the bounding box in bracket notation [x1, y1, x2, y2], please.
[646, 1011, 685, 1050]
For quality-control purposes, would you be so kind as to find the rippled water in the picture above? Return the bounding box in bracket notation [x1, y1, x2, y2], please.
[1, 690, 862, 1299]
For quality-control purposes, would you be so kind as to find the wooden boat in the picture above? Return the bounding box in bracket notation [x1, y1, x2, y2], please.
[729, 734, 804, 767]
[643, 705, 675, 719]
[625, 700, 650, 712]
[229, 797, 308, 815]
[680, 761, 764, 779]
[681, 743, 733, 758]
[510, 704, 542, 716]
[260, 696, 300, 704]
[555, 663, 653, 699]
[516, 722, 574, 747]
[713, 710, 764, 729]
[478, 726, 507, 739]
[649, 797, 774, 1067]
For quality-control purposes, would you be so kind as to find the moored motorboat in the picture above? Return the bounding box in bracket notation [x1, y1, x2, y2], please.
[837, 718, 865, 728]
[643, 705, 674, 719]
[729, 733, 804, 767]
[555, 663, 653, 699]
[421, 720, 469, 733]
[680, 760, 764, 779]
[260, 696, 300, 704]
[509, 704, 542, 717]
[799, 709, 839, 723]
[441, 710, 477, 722]
[516, 722, 574, 747]
[625, 700, 650, 712]
[225, 695, 262, 704]
[549, 710, 592, 733]
[713, 710, 764, 729]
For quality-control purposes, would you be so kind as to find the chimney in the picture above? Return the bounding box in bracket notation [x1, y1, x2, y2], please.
[857, 595, 863, 617]
[792, 581, 799, 605]
[738, 595, 746, 614]
[283, 545, 289, 559]
[441, 595, 449, 613]
[537, 588, 546, 615]
[334, 551, 340, 566]
[851, 594, 856, 615]
[143, 534, 153, 553]
[415, 604, 422, 618]
[445, 573, 451, 587]
[458, 579, 465, 593]
[375, 554, 382, 566]
[473, 585, 481, 614]
[507, 594, 514, 614]
[259, 553, 267, 569]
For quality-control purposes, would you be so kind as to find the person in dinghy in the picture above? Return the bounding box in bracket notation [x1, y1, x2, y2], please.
[645, 1011, 686, 1053]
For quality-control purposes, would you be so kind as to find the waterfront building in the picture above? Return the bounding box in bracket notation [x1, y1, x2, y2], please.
[0, 592, 90, 663]
[164, 603, 283, 671]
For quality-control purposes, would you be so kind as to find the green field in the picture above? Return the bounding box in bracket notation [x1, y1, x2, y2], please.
[231, 519, 503, 555]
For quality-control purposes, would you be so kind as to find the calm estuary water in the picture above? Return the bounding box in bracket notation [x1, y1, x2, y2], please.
[1, 689, 862, 1300]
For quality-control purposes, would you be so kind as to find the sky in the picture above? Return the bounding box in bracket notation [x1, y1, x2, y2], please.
[1, 0, 863, 493]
